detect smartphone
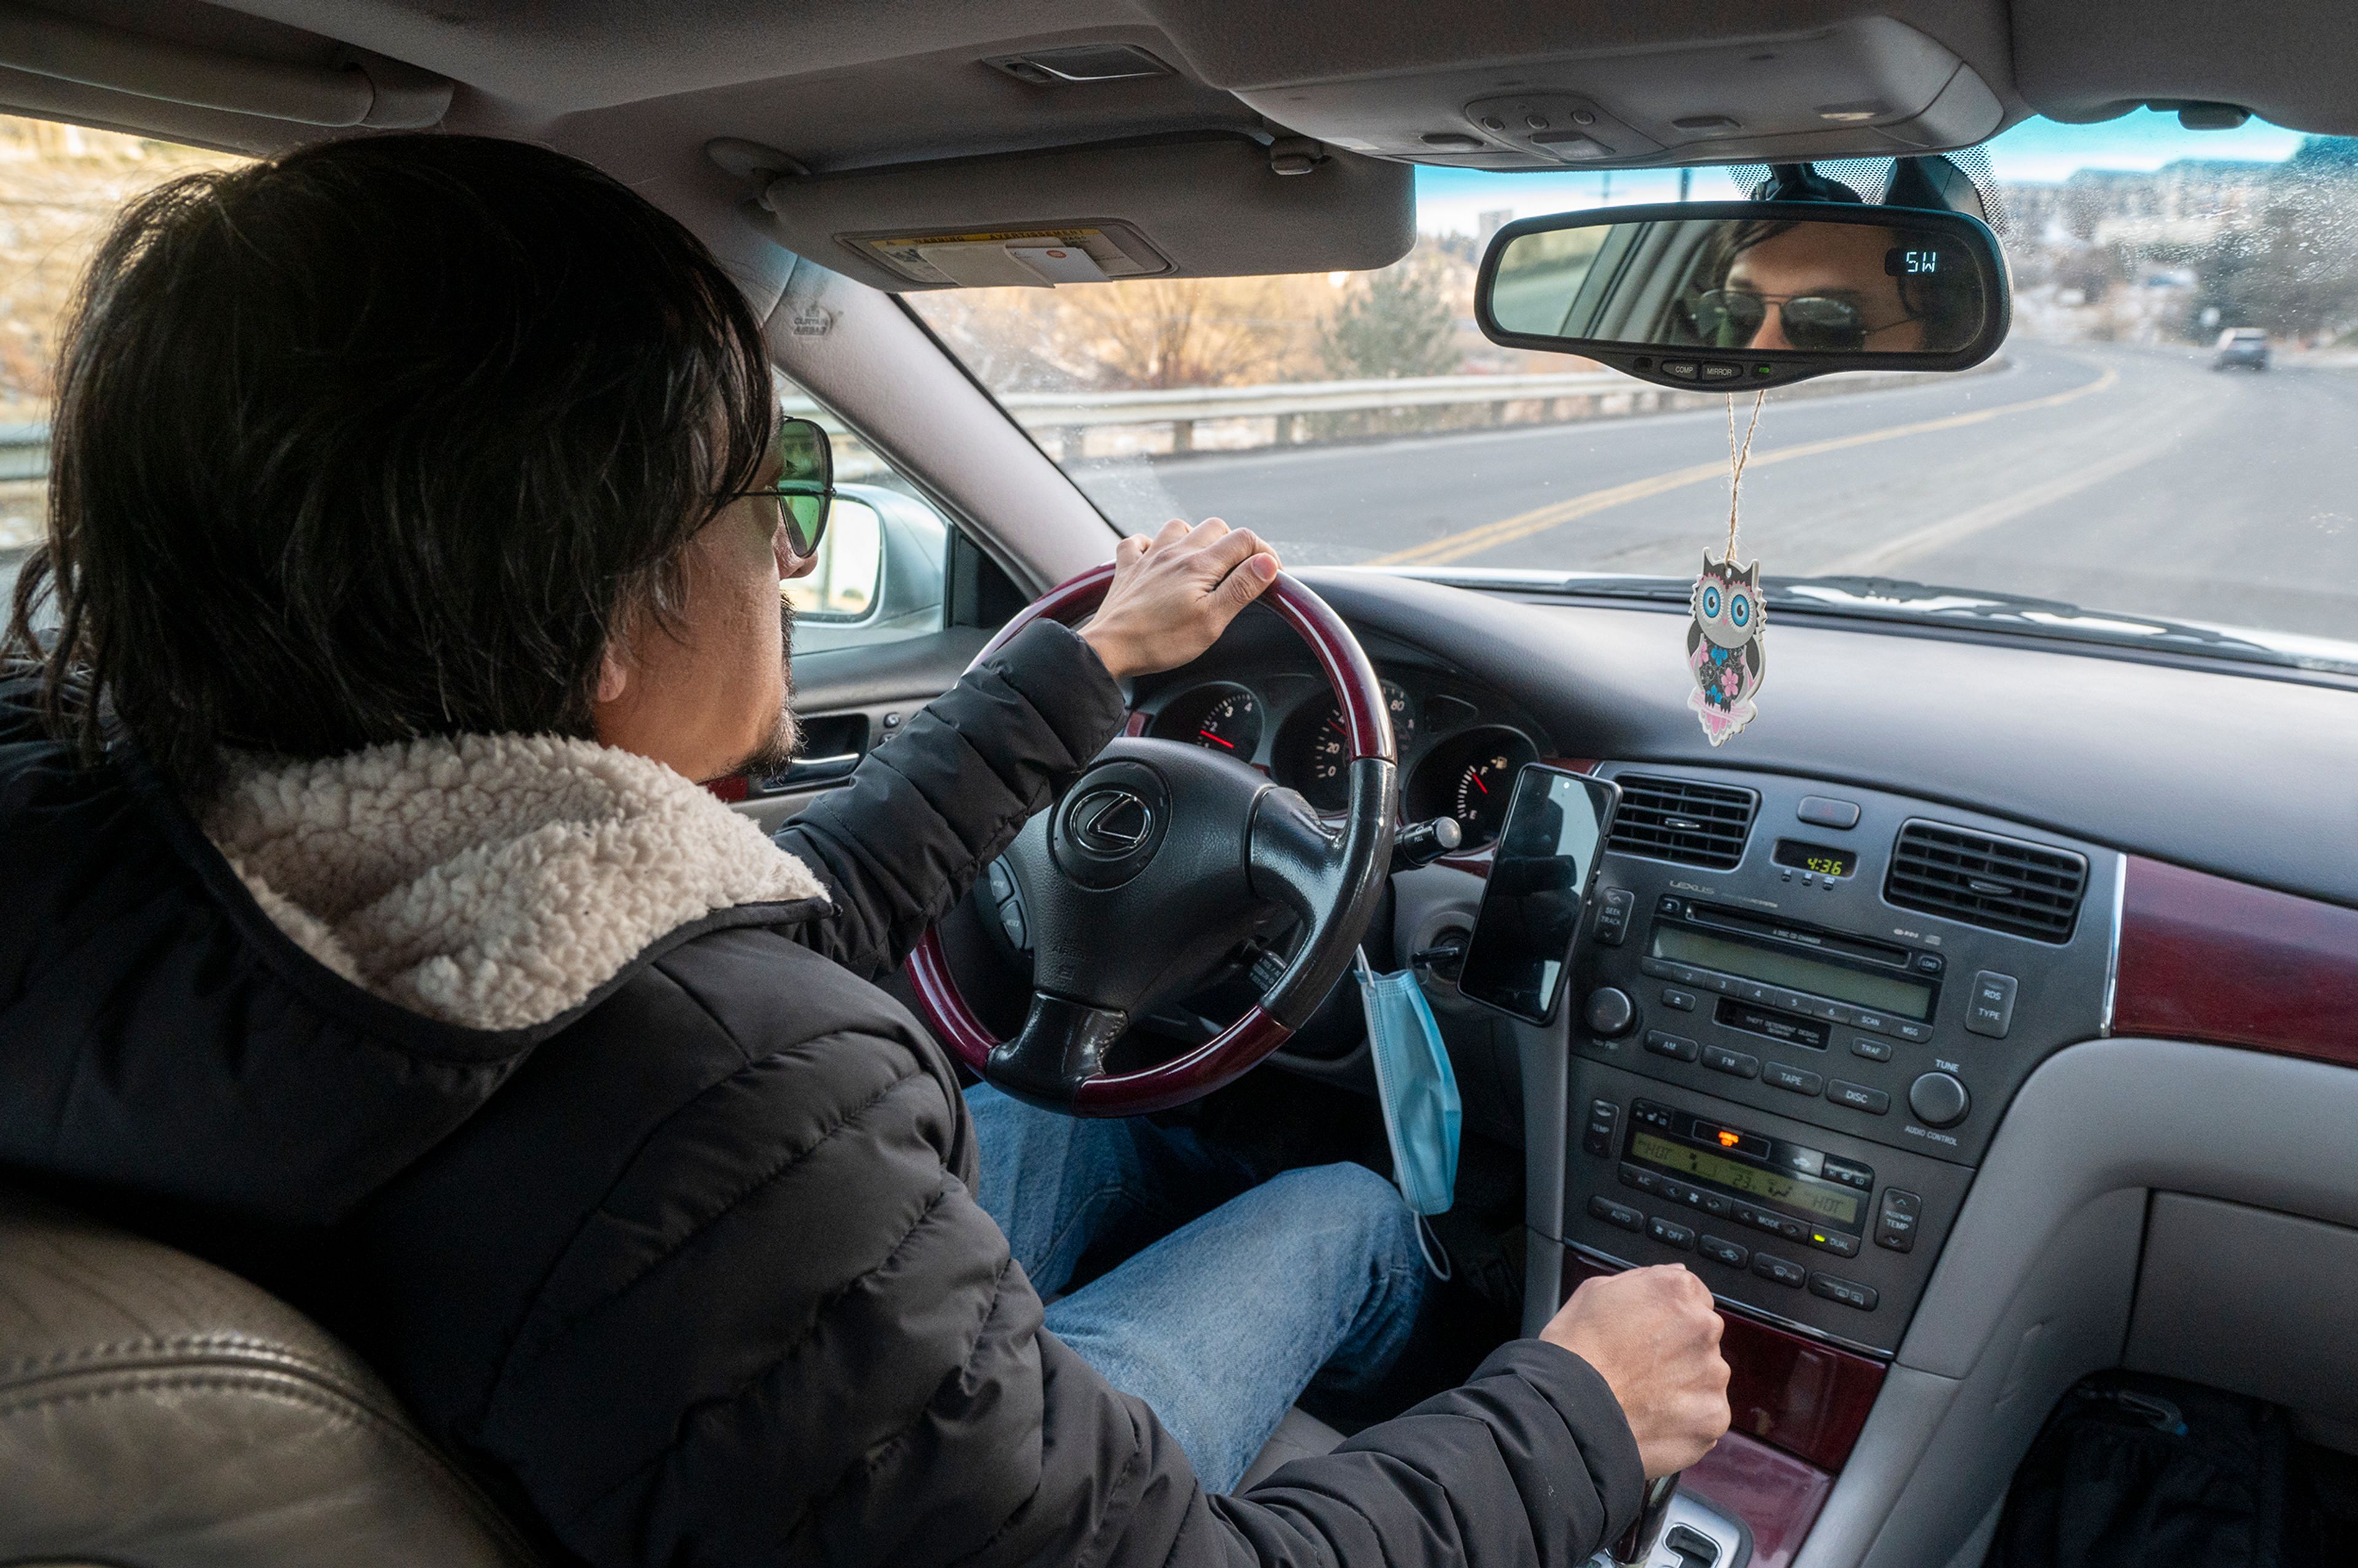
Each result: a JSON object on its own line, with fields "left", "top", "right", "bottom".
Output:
{"left": 1456, "top": 765, "right": 1622, "bottom": 1026}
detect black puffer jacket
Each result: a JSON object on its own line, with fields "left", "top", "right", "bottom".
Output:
{"left": 0, "top": 619, "right": 1643, "bottom": 1567}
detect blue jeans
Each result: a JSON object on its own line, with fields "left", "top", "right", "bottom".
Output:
{"left": 965, "top": 1082, "right": 1428, "bottom": 1492}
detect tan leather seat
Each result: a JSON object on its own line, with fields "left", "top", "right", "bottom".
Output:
{"left": 0, "top": 1181, "right": 543, "bottom": 1566}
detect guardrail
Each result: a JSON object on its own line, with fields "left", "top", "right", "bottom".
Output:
{"left": 784, "top": 364, "right": 1975, "bottom": 465}
{"left": 0, "top": 424, "right": 47, "bottom": 482}
{"left": 0, "top": 364, "right": 1980, "bottom": 491}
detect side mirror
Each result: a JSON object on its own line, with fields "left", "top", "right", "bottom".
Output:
{"left": 783, "top": 484, "right": 948, "bottom": 654}
{"left": 1476, "top": 200, "right": 2009, "bottom": 390}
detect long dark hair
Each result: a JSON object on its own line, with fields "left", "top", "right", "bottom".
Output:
{"left": 2, "top": 133, "right": 776, "bottom": 796}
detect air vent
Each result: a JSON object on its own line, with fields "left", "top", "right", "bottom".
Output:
{"left": 1606, "top": 775, "right": 1758, "bottom": 870}
{"left": 1884, "top": 821, "right": 2088, "bottom": 943}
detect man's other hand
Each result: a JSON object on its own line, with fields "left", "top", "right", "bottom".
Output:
{"left": 1080, "top": 518, "right": 1280, "bottom": 681}
{"left": 1541, "top": 1265, "right": 1732, "bottom": 1478}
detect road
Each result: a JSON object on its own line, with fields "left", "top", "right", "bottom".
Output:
{"left": 1093, "top": 340, "right": 2358, "bottom": 644}
{"left": 4, "top": 341, "right": 2350, "bottom": 649}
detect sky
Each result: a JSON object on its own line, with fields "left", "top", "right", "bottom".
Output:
{"left": 1412, "top": 109, "right": 2314, "bottom": 237}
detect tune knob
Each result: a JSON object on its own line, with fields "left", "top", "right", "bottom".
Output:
{"left": 1908, "top": 1071, "right": 1971, "bottom": 1128}
{"left": 1584, "top": 987, "right": 1636, "bottom": 1039}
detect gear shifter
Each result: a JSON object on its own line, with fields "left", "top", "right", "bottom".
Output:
{"left": 1611, "top": 1473, "right": 1682, "bottom": 1567}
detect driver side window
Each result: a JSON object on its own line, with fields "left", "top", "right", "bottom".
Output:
{"left": 778, "top": 386, "right": 951, "bottom": 656}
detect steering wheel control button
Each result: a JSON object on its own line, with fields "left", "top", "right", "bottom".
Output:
{"left": 1588, "top": 1195, "right": 1644, "bottom": 1233}
{"left": 1751, "top": 1252, "right": 1805, "bottom": 1288}
{"left": 1644, "top": 1029, "right": 1700, "bottom": 1063}
{"left": 1584, "top": 987, "right": 1637, "bottom": 1038}
{"left": 1660, "top": 986, "right": 1697, "bottom": 1011}
{"left": 1697, "top": 1234, "right": 1749, "bottom": 1270}
{"left": 1796, "top": 795, "right": 1862, "bottom": 829}
{"left": 1828, "top": 1080, "right": 1891, "bottom": 1115}
{"left": 1909, "top": 1071, "right": 1972, "bottom": 1128}
{"left": 1582, "top": 1099, "right": 1621, "bottom": 1158}
{"left": 1964, "top": 971, "right": 2018, "bottom": 1038}
{"left": 1808, "top": 1273, "right": 1879, "bottom": 1312}
{"left": 1700, "top": 1042, "right": 1760, "bottom": 1079}
{"left": 1875, "top": 1189, "right": 1923, "bottom": 1252}
{"left": 985, "top": 861, "right": 1016, "bottom": 904}
{"left": 1850, "top": 1034, "right": 1894, "bottom": 1061}
{"left": 1764, "top": 1061, "right": 1823, "bottom": 1096}
{"left": 998, "top": 901, "right": 1029, "bottom": 950}
{"left": 1647, "top": 1216, "right": 1697, "bottom": 1251}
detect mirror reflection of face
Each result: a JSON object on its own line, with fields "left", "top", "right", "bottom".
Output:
{"left": 1723, "top": 224, "right": 1926, "bottom": 352}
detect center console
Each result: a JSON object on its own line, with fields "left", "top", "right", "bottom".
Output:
{"left": 1558, "top": 764, "right": 2119, "bottom": 1357}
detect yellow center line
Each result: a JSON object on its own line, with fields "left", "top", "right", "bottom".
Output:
{"left": 1365, "top": 364, "right": 2122, "bottom": 569}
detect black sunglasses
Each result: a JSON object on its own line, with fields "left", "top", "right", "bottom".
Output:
{"left": 1692, "top": 289, "right": 1918, "bottom": 353}
{"left": 724, "top": 416, "right": 835, "bottom": 558}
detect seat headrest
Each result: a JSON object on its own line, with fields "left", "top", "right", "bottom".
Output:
{"left": 0, "top": 1180, "right": 545, "bottom": 1566}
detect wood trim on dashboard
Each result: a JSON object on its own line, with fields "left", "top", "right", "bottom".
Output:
{"left": 2112, "top": 855, "right": 2358, "bottom": 1065}
{"left": 1562, "top": 1253, "right": 1886, "bottom": 1473}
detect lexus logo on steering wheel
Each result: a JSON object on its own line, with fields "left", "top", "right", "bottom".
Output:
{"left": 1069, "top": 788, "right": 1155, "bottom": 854}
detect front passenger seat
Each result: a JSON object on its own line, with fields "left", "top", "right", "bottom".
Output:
{"left": 0, "top": 1181, "right": 543, "bottom": 1566}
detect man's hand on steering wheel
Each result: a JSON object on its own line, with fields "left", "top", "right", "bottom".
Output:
{"left": 1081, "top": 518, "right": 1282, "bottom": 680}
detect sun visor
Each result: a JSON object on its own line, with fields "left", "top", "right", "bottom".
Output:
{"left": 753, "top": 135, "right": 1414, "bottom": 290}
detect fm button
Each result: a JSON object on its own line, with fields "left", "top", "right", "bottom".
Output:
{"left": 1909, "top": 1071, "right": 1971, "bottom": 1128}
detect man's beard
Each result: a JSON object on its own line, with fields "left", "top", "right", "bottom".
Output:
{"left": 728, "top": 596, "right": 801, "bottom": 781}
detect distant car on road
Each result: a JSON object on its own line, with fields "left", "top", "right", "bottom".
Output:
{"left": 2212, "top": 327, "right": 2271, "bottom": 370}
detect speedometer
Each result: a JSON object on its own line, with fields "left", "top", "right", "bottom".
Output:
{"left": 1278, "top": 681, "right": 1413, "bottom": 812}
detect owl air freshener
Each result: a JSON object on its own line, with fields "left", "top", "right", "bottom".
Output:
{"left": 1687, "top": 392, "right": 1769, "bottom": 747}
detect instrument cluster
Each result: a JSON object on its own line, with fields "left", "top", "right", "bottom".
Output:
{"left": 1143, "top": 670, "right": 1543, "bottom": 850}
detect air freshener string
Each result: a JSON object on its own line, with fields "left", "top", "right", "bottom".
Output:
{"left": 1724, "top": 388, "right": 1766, "bottom": 564}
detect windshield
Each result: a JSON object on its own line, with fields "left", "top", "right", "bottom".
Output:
{"left": 911, "top": 113, "right": 2358, "bottom": 673}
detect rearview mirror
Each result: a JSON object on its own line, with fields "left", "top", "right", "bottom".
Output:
{"left": 1476, "top": 200, "right": 2009, "bottom": 390}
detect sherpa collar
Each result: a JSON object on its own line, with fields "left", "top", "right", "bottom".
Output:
{"left": 201, "top": 734, "right": 826, "bottom": 1032}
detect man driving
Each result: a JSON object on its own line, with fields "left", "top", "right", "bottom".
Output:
{"left": 0, "top": 134, "right": 1729, "bottom": 1567}
{"left": 1695, "top": 218, "right": 1943, "bottom": 352}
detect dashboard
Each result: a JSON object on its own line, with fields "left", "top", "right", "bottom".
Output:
{"left": 1133, "top": 569, "right": 2358, "bottom": 1568}
{"left": 1127, "top": 604, "right": 1554, "bottom": 848}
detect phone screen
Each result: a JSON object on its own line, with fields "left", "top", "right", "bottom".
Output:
{"left": 1457, "top": 766, "right": 1621, "bottom": 1025}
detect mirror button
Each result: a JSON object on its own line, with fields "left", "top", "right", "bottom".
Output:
{"left": 1700, "top": 362, "right": 1743, "bottom": 381}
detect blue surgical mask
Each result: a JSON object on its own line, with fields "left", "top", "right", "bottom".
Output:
{"left": 1355, "top": 949, "right": 1461, "bottom": 1277}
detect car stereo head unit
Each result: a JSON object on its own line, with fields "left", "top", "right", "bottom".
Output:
{"left": 1641, "top": 896, "right": 1945, "bottom": 1042}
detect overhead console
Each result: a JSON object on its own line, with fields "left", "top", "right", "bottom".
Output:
{"left": 1558, "top": 764, "right": 2119, "bottom": 1355}
{"left": 1226, "top": 17, "right": 2005, "bottom": 171}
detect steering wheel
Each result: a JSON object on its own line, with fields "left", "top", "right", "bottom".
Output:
{"left": 906, "top": 564, "right": 1398, "bottom": 1116}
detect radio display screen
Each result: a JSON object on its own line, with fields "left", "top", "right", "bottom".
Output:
{"left": 1630, "top": 1130, "right": 1864, "bottom": 1229}
{"left": 1651, "top": 925, "right": 1934, "bottom": 1020}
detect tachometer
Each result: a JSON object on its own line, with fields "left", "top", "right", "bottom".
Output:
{"left": 1189, "top": 688, "right": 1262, "bottom": 756}
{"left": 1150, "top": 682, "right": 1263, "bottom": 759}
